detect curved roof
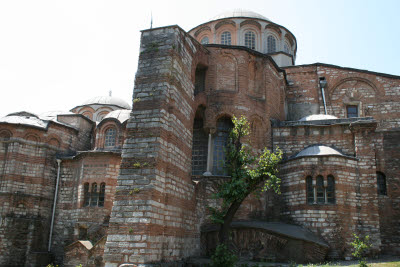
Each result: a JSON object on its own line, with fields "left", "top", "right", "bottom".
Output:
{"left": 79, "top": 96, "right": 131, "bottom": 110}
{"left": 103, "top": 109, "right": 131, "bottom": 123}
{"left": 0, "top": 114, "right": 48, "bottom": 129}
{"left": 299, "top": 114, "right": 338, "bottom": 121}
{"left": 295, "top": 145, "right": 344, "bottom": 158}
{"left": 40, "top": 110, "right": 74, "bottom": 121}
{"left": 210, "top": 9, "right": 270, "bottom": 22}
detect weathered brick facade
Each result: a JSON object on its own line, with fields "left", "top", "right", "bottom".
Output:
{"left": 0, "top": 10, "right": 399, "bottom": 267}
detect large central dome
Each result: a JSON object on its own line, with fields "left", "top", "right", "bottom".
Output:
{"left": 210, "top": 9, "right": 271, "bottom": 22}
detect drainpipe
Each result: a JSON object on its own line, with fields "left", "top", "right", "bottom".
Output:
{"left": 319, "top": 78, "right": 328, "bottom": 115}
{"left": 48, "top": 159, "right": 62, "bottom": 252}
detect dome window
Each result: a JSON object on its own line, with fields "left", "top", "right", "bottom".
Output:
{"left": 267, "top": 35, "right": 276, "bottom": 53}
{"left": 221, "top": 31, "right": 231, "bottom": 45}
{"left": 104, "top": 128, "right": 117, "bottom": 147}
{"left": 244, "top": 31, "right": 256, "bottom": 50}
{"left": 201, "top": 36, "right": 209, "bottom": 45}
{"left": 284, "top": 43, "right": 290, "bottom": 54}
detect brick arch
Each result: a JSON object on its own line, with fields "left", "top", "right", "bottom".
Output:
{"left": 48, "top": 138, "right": 61, "bottom": 148}
{"left": 205, "top": 108, "right": 235, "bottom": 130}
{"left": 216, "top": 52, "right": 238, "bottom": 91}
{"left": 0, "top": 129, "right": 12, "bottom": 139}
{"left": 96, "top": 121, "right": 121, "bottom": 148}
{"left": 24, "top": 133, "right": 40, "bottom": 143}
{"left": 265, "top": 24, "right": 282, "bottom": 35}
{"left": 77, "top": 106, "right": 95, "bottom": 115}
{"left": 328, "top": 77, "right": 379, "bottom": 97}
{"left": 214, "top": 20, "right": 236, "bottom": 31}
{"left": 194, "top": 26, "right": 211, "bottom": 37}
{"left": 240, "top": 20, "right": 261, "bottom": 30}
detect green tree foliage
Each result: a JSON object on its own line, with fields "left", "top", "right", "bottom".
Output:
{"left": 350, "top": 234, "right": 371, "bottom": 267}
{"left": 209, "top": 116, "right": 282, "bottom": 246}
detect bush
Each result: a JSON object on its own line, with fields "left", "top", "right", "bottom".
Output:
{"left": 211, "top": 244, "right": 238, "bottom": 267}
{"left": 350, "top": 234, "right": 371, "bottom": 267}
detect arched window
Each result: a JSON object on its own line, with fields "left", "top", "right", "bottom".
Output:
{"left": 221, "top": 31, "right": 231, "bottom": 45}
{"left": 201, "top": 36, "right": 209, "bottom": 45}
{"left": 212, "top": 117, "right": 233, "bottom": 176}
{"left": 90, "top": 183, "right": 98, "bottom": 207}
{"left": 98, "top": 183, "right": 106, "bottom": 207}
{"left": 194, "top": 65, "right": 207, "bottom": 95}
{"left": 377, "top": 172, "right": 387, "bottom": 195}
{"left": 327, "top": 175, "right": 335, "bottom": 204}
{"left": 104, "top": 128, "right": 117, "bottom": 147}
{"left": 284, "top": 43, "right": 290, "bottom": 54}
{"left": 306, "top": 176, "right": 314, "bottom": 204}
{"left": 83, "top": 183, "right": 90, "bottom": 207}
{"left": 316, "top": 175, "right": 325, "bottom": 204}
{"left": 244, "top": 31, "right": 256, "bottom": 50}
{"left": 267, "top": 35, "right": 276, "bottom": 53}
{"left": 192, "top": 118, "right": 208, "bottom": 175}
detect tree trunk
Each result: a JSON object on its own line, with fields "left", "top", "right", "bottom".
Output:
{"left": 218, "top": 199, "right": 244, "bottom": 245}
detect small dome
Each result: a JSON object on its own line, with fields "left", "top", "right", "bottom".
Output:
{"left": 7, "top": 111, "right": 39, "bottom": 118}
{"left": 295, "top": 145, "right": 344, "bottom": 158}
{"left": 299, "top": 114, "right": 338, "bottom": 121}
{"left": 103, "top": 109, "right": 131, "bottom": 123}
{"left": 211, "top": 9, "right": 270, "bottom": 22}
{"left": 80, "top": 96, "right": 131, "bottom": 110}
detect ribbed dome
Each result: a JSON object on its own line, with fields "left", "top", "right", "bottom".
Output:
{"left": 80, "top": 96, "right": 131, "bottom": 110}
{"left": 210, "top": 9, "right": 270, "bottom": 22}
{"left": 103, "top": 109, "right": 131, "bottom": 123}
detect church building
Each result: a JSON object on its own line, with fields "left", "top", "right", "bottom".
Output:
{"left": 0, "top": 10, "right": 399, "bottom": 267}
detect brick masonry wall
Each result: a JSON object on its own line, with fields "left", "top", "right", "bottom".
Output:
{"left": 51, "top": 153, "right": 119, "bottom": 264}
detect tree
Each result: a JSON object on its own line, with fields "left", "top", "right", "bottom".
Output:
{"left": 209, "top": 116, "right": 282, "bottom": 246}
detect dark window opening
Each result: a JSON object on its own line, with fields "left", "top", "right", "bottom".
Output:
{"left": 98, "top": 183, "right": 106, "bottom": 207}
{"left": 191, "top": 118, "right": 208, "bottom": 175}
{"left": 347, "top": 105, "right": 358, "bottom": 118}
{"left": 377, "top": 172, "right": 387, "bottom": 195}
{"left": 327, "top": 175, "right": 335, "bottom": 204}
{"left": 78, "top": 227, "right": 88, "bottom": 240}
{"left": 83, "top": 182, "right": 106, "bottom": 207}
{"left": 194, "top": 67, "right": 206, "bottom": 95}
{"left": 212, "top": 117, "right": 233, "bottom": 176}
{"left": 306, "top": 176, "right": 314, "bottom": 204}
{"left": 316, "top": 175, "right": 325, "bottom": 204}
{"left": 83, "top": 183, "right": 90, "bottom": 207}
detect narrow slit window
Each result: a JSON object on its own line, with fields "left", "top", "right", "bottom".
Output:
{"left": 306, "top": 176, "right": 314, "bottom": 204}
{"left": 212, "top": 117, "right": 233, "bottom": 176}
{"left": 316, "top": 176, "right": 325, "bottom": 204}
{"left": 98, "top": 183, "right": 106, "bottom": 207}
{"left": 377, "top": 172, "right": 387, "bottom": 195}
{"left": 90, "top": 183, "right": 98, "bottom": 207}
{"left": 267, "top": 35, "right": 276, "bottom": 53}
{"left": 327, "top": 175, "right": 335, "bottom": 204}
{"left": 192, "top": 118, "right": 208, "bottom": 175}
{"left": 83, "top": 183, "right": 90, "bottom": 207}
{"left": 221, "top": 31, "right": 231, "bottom": 45}
{"left": 105, "top": 128, "right": 117, "bottom": 147}
{"left": 244, "top": 31, "right": 256, "bottom": 50}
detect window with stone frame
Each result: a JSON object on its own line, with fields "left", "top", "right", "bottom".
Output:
{"left": 244, "top": 31, "right": 256, "bottom": 50}
{"left": 267, "top": 35, "right": 276, "bottom": 53}
{"left": 212, "top": 117, "right": 233, "bottom": 176}
{"left": 83, "top": 182, "right": 106, "bottom": 207}
{"left": 201, "top": 36, "right": 209, "bottom": 45}
{"left": 347, "top": 105, "right": 358, "bottom": 118}
{"left": 306, "top": 175, "right": 336, "bottom": 204}
{"left": 221, "top": 31, "right": 231, "bottom": 45}
{"left": 104, "top": 127, "right": 117, "bottom": 147}
{"left": 377, "top": 172, "right": 387, "bottom": 195}
{"left": 192, "top": 118, "right": 208, "bottom": 175}
{"left": 306, "top": 176, "right": 314, "bottom": 204}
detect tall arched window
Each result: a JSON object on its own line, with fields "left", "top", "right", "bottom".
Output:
{"left": 212, "top": 117, "right": 233, "bottom": 176}
{"left": 306, "top": 176, "right": 314, "bottom": 204}
{"left": 90, "top": 183, "right": 98, "bottom": 207}
{"left": 192, "top": 118, "right": 208, "bottom": 175}
{"left": 98, "top": 183, "right": 106, "bottom": 207}
{"left": 327, "top": 175, "right": 335, "bottom": 204}
{"left": 105, "top": 128, "right": 117, "bottom": 147}
{"left": 316, "top": 175, "right": 325, "bottom": 204}
{"left": 201, "top": 36, "right": 209, "bottom": 44}
{"left": 244, "top": 31, "right": 256, "bottom": 49}
{"left": 377, "top": 172, "right": 387, "bottom": 195}
{"left": 267, "top": 35, "right": 276, "bottom": 53}
{"left": 284, "top": 43, "right": 290, "bottom": 54}
{"left": 221, "top": 31, "right": 231, "bottom": 45}
{"left": 83, "top": 183, "right": 90, "bottom": 207}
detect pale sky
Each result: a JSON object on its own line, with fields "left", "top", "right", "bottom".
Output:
{"left": 1, "top": 0, "right": 399, "bottom": 117}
